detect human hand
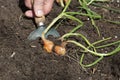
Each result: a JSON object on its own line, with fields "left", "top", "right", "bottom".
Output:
{"left": 24, "top": 0, "right": 54, "bottom": 17}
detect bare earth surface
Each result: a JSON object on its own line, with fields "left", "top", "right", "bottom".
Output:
{"left": 0, "top": 0, "right": 120, "bottom": 80}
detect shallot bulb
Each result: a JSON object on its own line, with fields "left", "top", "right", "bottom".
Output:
{"left": 43, "top": 39, "right": 54, "bottom": 53}
{"left": 54, "top": 45, "right": 66, "bottom": 55}
{"left": 42, "top": 33, "right": 67, "bottom": 55}
{"left": 54, "top": 42, "right": 67, "bottom": 55}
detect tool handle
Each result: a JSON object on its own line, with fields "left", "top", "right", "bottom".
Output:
{"left": 35, "top": 16, "right": 45, "bottom": 25}
{"left": 31, "top": 0, "right": 45, "bottom": 25}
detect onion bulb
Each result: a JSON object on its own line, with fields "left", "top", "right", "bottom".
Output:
{"left": 43, "top": 39, "right": 54, "bottom": 53}
{"left": 54, "top": 46, "right": 66, "bottom": 55}
{"left": 54, "top": 42, "right": 67, "bottom": 55}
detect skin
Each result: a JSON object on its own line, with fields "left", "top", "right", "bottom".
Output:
{"left": 24, "top": 0, "right": 54, "bottom": 17}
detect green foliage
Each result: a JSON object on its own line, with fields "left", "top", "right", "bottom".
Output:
{"left": 43, "top": 0, "right": 120, "bottom": 68}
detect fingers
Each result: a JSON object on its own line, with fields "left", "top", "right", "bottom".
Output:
{"left": 33, "top": 0, "right": 44, "bottom": 17}
{"left": 25, "top": 10, "right": 34, "bottom": 17}
{"left": 24, "top": 0, "right": 54, "bottom": 17}
{"left": 24, "top": 0, "right": 32, "bottom": 9}
{"left": 24, "top": 0, "right": 44, "bottom": 17}
{"left": 44, "top": 0, "right": 54, "bottom": 15}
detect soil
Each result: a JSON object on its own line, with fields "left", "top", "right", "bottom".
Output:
{"left": 0, "top": 0, "right": 120, "bottom": 80}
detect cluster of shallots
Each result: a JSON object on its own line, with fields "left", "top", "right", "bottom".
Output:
{"left": 42, "top": 35, "right": 66, "bottom": 55}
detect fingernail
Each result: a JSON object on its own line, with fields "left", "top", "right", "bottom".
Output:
{"left": 36, "top": 10, "right": 44, "bottom": 17}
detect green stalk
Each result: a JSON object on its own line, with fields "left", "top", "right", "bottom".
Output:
{"left": 92, "top": 37, "right": 111, "bottom": 46}
{"left": 80, "top": 53, "right": 104, "bottom": 67}
{"left": 87, "top": 0, "right": 94, "bottom": 5}
{"left": 43, "top": 0, "right": 71, "bottom": 35}
{"left": 63, "top": 14, "right": 83, "bottom": 33}
{"left": 67, "top": 40, "right": 120, "bottom": 56}
{"left": 96, "top": 40, "right": 120, "bottom": 48}
{"left": 79, "top": 0, "right": 101, "bottom": 36}
{"left": 66, "top": 12, "right": 101, "bottom": 19}
{"left": 61, "top": 33, "right": 91, "bottom": 46}
{"left": 60, "top": 0, "right": 65, "bottom": 7}
{"left": 92, "top": 3, "right": 120, "bottom": 13}
{"left": 43, "top": 13, "right": 64, "bottom": 34}
{"left": 105, "top": 20, "right": 120, "bottom": 25}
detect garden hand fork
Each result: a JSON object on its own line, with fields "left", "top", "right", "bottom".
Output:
{"left": 27, "top": 0, "right": 60, "bottom": 40}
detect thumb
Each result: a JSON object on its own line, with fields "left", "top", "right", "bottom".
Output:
{"left": 33, "top": 0, "right": 44, "bottom": 17}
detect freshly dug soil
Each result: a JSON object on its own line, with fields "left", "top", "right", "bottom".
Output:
{"left": 0, "top": 0, "right": 120, "bottom": 80}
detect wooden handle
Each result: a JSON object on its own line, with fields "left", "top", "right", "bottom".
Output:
{"left": 35, "top": 16, "right": 45, "bottom": 25}
{"left": 31, "top": 0, "right": 45, "bottom": 25}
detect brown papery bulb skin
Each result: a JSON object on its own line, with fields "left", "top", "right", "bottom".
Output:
{"left": 54, "top": 46, "right": 66, "bottom": 55}
{"left": 43, "top": 39, "right": 54, "bottom": 53}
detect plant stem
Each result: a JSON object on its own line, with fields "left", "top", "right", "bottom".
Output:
{"left": 43, "top": 13, "right": 63, "bottom": 35}
{"left": 80, "top": 53, "right": 104, "bottom": 67}
{"left": 43, "top": 0, "right": 71, "bottom": 36}
{"left": 92, "top": 3, "right": 120, "bottom": 13}
{"left": 67, "top": 40, "right": 120, "bottom": 56}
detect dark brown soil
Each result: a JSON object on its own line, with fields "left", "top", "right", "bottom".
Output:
{"left": 0, "top": 0, "right": 120, "bottom": 80}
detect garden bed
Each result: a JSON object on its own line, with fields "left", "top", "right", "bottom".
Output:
{"left": 0, "top": 0, "right": 120, "bottom": 80}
